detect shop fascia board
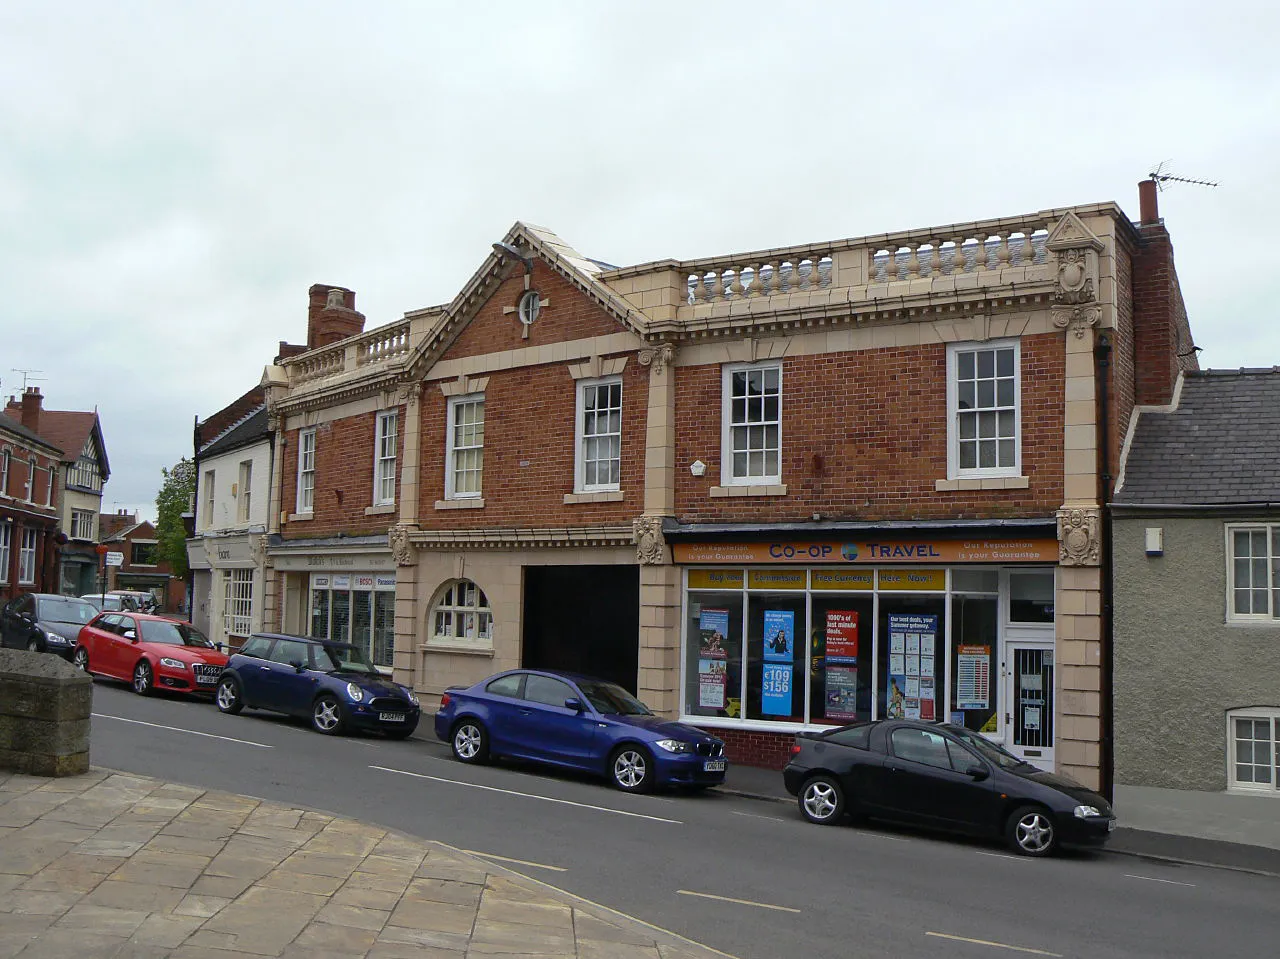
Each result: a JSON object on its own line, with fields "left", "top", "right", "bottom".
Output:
{"left": 662, "top": 516, "right": 1057, "bottom": 542}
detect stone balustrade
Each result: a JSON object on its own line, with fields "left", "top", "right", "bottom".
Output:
{"left": 686, "top": 254, "right": 834, "bottom": 304}
{"left": 354, "top": 320, "right": 411, "bottom": 367}
{"left": 288, "top": 344, "right": 346, "bottom": 384}
{"left": 283, "top": 319, "right": 414, "bottom": 386}
{"left": 868, "top": 226, "right": 1048, "bottom": 283}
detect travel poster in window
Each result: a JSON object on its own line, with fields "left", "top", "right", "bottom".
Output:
{"left": 888, "top": 614, "right": 938, "bottom": 721}
{"left": 824, "top": 610, "right": 858, "bottom": 720}
{"left": 697, "top": 608, "right": 729, "bottom": 708}
{"left": 762, "top": 609, "right": 794, "bottom": 714}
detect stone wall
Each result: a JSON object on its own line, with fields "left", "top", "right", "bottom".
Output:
{"left": 0, "top": 649, "right": 91, "bottom": 776}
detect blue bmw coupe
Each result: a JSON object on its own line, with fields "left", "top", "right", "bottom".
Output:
{"left": 215, "top": 633, "right": 420, "bottom": 737}
{"left": 434, "top": 668, "right": 727, "bottom": 792}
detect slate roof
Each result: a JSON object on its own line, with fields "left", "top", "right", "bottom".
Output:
{"left": 1115, "top": 370, "right": 1280, "bottom": 506}
{"left": 200, "top": 406, "right": 269, "bottom": 459}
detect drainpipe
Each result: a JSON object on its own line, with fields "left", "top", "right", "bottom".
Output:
{"left": 1095, "top": 332, "right": 1115, "bottom": 802}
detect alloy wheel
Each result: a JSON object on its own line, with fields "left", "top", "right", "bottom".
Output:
{"left": 73, "top": 648, "right": 89, "bottom": 672}
{"left": 1014, "top": 811, "right": 1054, "bottom": 854}
{"left": 803, "top": 781, "right": 839, "bottom": 821}
{"left": 133, "top": 661, "right": 152, "bottom": 695}
{"left": 216, "top": 680, "right": 238, "bottom": 711}
{"left": 613, "top": 749, "right": 647, "bottom": 789}
{"left": 454, "top": 724, "right": 482, "bottom": 760}
{"left": 313, "top": 697, "right": 341, "bottom": 732}
{"left": 26, "top": 639, "right": 39, "bottom": 653}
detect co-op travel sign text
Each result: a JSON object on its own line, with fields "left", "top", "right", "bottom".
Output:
{"left": 768, "top": 542, "right": 939, "bottom": 560}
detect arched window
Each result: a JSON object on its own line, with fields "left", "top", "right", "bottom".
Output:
{"left": 430, "top": 579, "right": 493, "bottom": 647}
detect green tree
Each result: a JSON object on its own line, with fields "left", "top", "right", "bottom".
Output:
{"left": 155, "top": 457, "right": 196, "bottom": 578}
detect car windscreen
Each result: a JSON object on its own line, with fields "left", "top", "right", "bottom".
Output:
{"left": 37, "top": 599, "right": 96, "bottom": 625}
{"left": 317, "top": 643, "right": 380, "bottom": 675}
{"left": 138, "top": 619, "right": 215, "bottom": 648}
{"left": 576, "top": 680, "right": 652, "bottom": 716}
{"left": 948, "top": 726, "right": 1028, "bottom": 771}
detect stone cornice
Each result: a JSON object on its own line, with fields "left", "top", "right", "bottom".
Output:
{"left": 270, "top": 365, "right": 407, "bottom": 416}
{"left": 408, "top": 526, "right": 634, "bottom": 550}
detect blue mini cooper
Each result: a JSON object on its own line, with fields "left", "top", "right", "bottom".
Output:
{"left": 215, "top": 632, "right": 420, "bottom": 737}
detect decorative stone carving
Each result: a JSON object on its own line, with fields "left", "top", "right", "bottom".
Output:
{"left": 1051, "top": 304, "right": 1102, "bottom": 338}
{"left": 389, "top": 525, "right": 416, "bottom": 567}
{"left": 395, "top": 381, "right": 422, "bottom": 404}
{"left": 1055, "top": 248, "right": 1095, "bottom": 305}
{"left": 1057, "top": 506, "right": 1101, "bottom": 566}
{"left": 638, "top": 343, "right": 676, "bottom": 375}
{"left": 632, "top": 515, "right": 668, "bottom": 566}
{"left": 250, "top": 534, "right": 267, "bottom": 568}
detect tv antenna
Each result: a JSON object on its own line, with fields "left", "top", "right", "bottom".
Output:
{"left": 10, "top": 368, "right": 45, "bottom": 391}
{"left": 1148, "top": 160, "right": 1218, "bottom": 191}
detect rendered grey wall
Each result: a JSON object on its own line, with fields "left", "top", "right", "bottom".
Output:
{"left": 1113, "top": 516, "right": 1280, "bottom": 790}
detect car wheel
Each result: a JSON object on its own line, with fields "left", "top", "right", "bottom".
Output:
{"left": 799, "top": 774, "right": 846, "bottom": 825}
{"left": 215, "top": 676, "right": 244, "bottom": 715}
{"left": 610, "top": 745, "right": 655, "bottom": 793}
{"left": 451, "top": 720, "right": 489, "bottom": 763}
{"left": 26, "top": 638, "right": 40, "bottom": 653}
{"left": 1006, "top": 806, "right": 1057, "bottom": 857}
{"left": 132, "top": 660, "right": 153, "bottom": 696}
{"left": 311, "top": 694, "right": 345, "bottom": 735}
{"left": 72, "top": 647, "right": 91, "bottom": 674}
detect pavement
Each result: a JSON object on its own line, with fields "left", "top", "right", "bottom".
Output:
{"left": 718, "top": 762, "right": 1280, "bottom": 876}
{"left": 0, "top": 767, "right": 728, "bottom": 959}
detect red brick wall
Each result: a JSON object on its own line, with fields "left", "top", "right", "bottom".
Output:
{"left": 416, "top": 358, "right": 647, "bottom": 528}
{"left": 0, "top": 439, "right": 59, "bottom": 508}
{"left": 197, "top": 386, "right": 265, "bottom": 449}
{"left": 709, "top": 727, "right": 795, "bottom": 770}
{"left": 279, "top": 406, "right": 405, "bottom": 539}
{"left": 1131, "top": 224, "right": 1198, "bottom": 406}
{"left": 1111, "top": 234, "right": 1138, "bottom": 487}
{"left": 673, "top": 333, "right": 1065, "bottom": 523}
{"left": 441, "top": 261, "right": 628, "bottom": 360}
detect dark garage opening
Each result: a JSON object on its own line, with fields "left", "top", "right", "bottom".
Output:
{"left": 522, "top": 565, "right": 640, "bottom": 693}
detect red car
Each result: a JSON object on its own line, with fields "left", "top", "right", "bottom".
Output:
{"left": 73, "top": 612, "right": 229, "bottom": 696}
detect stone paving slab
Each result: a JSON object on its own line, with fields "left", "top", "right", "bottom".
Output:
{"left": 0, "top": 768, "right": 732, "bottom": 958}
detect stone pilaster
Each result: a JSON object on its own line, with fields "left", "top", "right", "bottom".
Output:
{"left": 638, "top": 563, "right": 682, "bottom": 717}
{"left": 393, "top": 565, "right": 421, "bottom": 689}
{"left": 397, "top": 382, "right": 422, "bottom": 526}
{"left": 639, "top": 344, "right": 676, "bottom": 516}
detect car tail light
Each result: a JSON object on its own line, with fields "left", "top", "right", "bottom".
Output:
{"left": 790, "top": 741, "right": 802, "bottom": 756}
{"left": 439, "top": 693, "right": 451, "bottom": 708}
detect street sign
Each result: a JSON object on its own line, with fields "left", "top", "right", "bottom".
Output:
{"left": 105, "top": 551, "right": 125, "bottom": 567}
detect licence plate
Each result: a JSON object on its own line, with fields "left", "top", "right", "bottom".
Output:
{"left": 1107, "top": 819, "right": 1116, "bottom": 832}
{"left": 194, "top": 672, "right": 219, "bottom": 685}
{"left": 703, "top": 759, "right": 725, "bottom": 772}
{"left": 380, "top": 713, "right": 407, "bottom": 723}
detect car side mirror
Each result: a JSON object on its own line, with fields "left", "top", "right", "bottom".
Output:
{"left": 216, "top": 643, "right": 225, "bottom": 652}
{"left": 122, "top": 630, "right": 136, "bottom": 641}
{"left": 564, "top": 697, "right": 585, "bottom": 712}
{"left": 291, "top": 660, "right": 306, "bottom": 673}
{"left": 965, "top": 763, "right": 989, "bottom": 781}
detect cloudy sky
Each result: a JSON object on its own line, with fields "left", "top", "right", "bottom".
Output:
{"left": 3, "top": 2, "right": 1277, "bottom": 519}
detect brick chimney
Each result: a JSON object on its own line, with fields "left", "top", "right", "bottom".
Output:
{"left": 1131, "top": 180, "right": 1199, "bottom": 406}
{"left": 19, "top": 387, "right": 42, "bottom": 435}
{"left": 307, "top": 285, "right": 366, "bottom": 350}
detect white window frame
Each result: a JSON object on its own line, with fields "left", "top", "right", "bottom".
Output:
{"left": 428, "top": 579, "right": 494, "bottom": 649}
{"left": 720, "top": 362, "right": 783, "bottom": 487}
{"left": 373, "top": 411, "right": 398, "bottom": 506}
{"left": 18, "top": 527, "right": 37, "bottom": 584}
{"left": 575, "top": 376, "right": 623, "bottom": 493}
{"left": 947, "top": 339, "right": 1022, "bottom": 479}
{"left": 44, "top": 463, "right": 53, "bottom": 507}
{"left": 445, "top": 394, "right": 485, "bottom": 500}
{"left": 1226, "top": 524, "right": 1280, "bottom": 623}
{"left": 203, "top": 470, "right": 215, "bottom": 528}
{"left": 25, "top": 457, "right": 36, "bottom": 502}
{"left": 223, "top": 568, "right": 253, "bottom": 637}
{"left": 71, "top": 509, "right": 95, "bottom": 541}
{"left": 0, "top": 451, "right": 9, "bottom": 497}
{"left": 237, "top": 460, "right": 253, "bottom": 524}
{"left": 1227, "top": 708, "right": 1279, "bottom": 793}
{"left": 297, "top": 428, "right": 316, "bottom": 514}
{"left": 0, "top": 523, "right": 9, "bottom": 583}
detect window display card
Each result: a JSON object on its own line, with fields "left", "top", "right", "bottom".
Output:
{"left": 907, "top": 654, "right": 920, "bottom": 677}
{"left": 891, "top": 633, "right": 905, "bottom": 653}
{"left": 890, "top": 654, "right": 905, "bottom": 674}
{"left": 920, "top": 655, "right": 935, "bottom": 678}
{"left": 907, "top": 633, "right": 921, "bottom": 654}
{"left": 906, "top": 677, "right": 920, "bottom": 697}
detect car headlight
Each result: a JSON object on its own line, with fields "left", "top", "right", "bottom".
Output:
{"left": 43, "top": 629, "right": 69, "bottom": 645}
{"left": 402, "top": 687, "right": 419, "bottom": 707}
{"left": 1073, "top": 804, "right": 1103, "bottom": 819}
{"left": 159, "top": 658, "right": 187, "bottom": 669}
{"left": 346, "top": 682, "right": 365, "bottom": 702}
{"left": 654, "top": 739, "right": 693, "bottom": 753}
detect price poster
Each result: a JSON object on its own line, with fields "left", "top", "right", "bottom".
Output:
{"left": 824, "top": 610, "right": 858, "bottom": 720}
{"left": 762, "top": 662, "right": 793, "bottom": 715}
{"left": 887, "top": 614, "right": 938, "bottom": 722}
{"left": 763, "top": 609, "right": 795, "bottom": 662}
{"left": 956, "top": 645, "right": 991, "bottom": 710}
{"left": 697, "top": 608, "right": 729, "bottom": 708}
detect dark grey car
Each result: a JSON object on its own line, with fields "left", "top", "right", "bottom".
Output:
{"left": 0, "top": 593, "right": 98, "bottom": 660}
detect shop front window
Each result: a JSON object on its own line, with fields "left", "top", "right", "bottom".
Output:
{"left": 685, "top": 585, "right": 745, "bottom": 719}
{"left": 877, "top": 589, "right": 946, "bottom": 722}
{"left": 308, "top": 572, "right": 396, "bottom": 668}
{"left": 949, "top": 592, "right": 999, "bottom": 733}
{"left": 1010, "top": 571, "right": 1055, "bottom": 623}
{"left": 809, "top": 591, "right": 874, "bottom": 725}
{"left": 745, "top": 578, "right": 805, "bottom": 722}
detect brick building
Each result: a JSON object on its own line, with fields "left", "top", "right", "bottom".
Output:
{"left": 261, "top": 182, "right": 1196, "bottom": 790}
{"left": 99, "top": 513, "right": 185, "bottom": 612}
{"left": 0, "top": 395, "right": 63, "bottom": 600}
{"left": 4, "top": 389, "right": 111, "bottom": 596}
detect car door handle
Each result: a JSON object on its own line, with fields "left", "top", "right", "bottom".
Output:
{"left": 259, "top": 665, "right": 270, "bottom": 671}
{"left": 519, "top": 708, "right": 533, "bottom": 715}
